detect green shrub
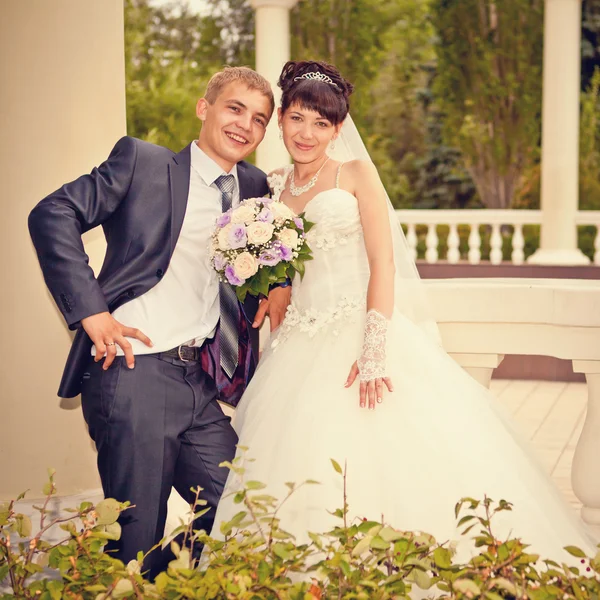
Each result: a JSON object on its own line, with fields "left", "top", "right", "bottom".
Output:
{"left": 1, "top": 459, "right": 599, "bottom": 599}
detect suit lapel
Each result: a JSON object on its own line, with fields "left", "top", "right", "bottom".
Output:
{"left": 237, "top": 162, "right": 254, "bottom": 201}
{"left": 168, "top": 144, "right": 191, "bottom": 256}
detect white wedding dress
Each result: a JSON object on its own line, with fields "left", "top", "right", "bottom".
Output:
{"left": 209, "top": 169, "right": 596, "bottom": 564}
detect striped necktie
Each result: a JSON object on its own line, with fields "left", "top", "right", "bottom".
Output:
{"left": 214, "top": 174, "right": 240, "bottom": 379}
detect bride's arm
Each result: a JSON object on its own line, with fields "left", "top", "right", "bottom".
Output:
{"left": 347, "top": 160, "right": 395, "bottom": 316}
{"left": 343, "top": 160, "right": 395, "bottom": 408}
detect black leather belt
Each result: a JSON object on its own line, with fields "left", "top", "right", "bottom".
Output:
{"left": 161, "top": 345, "right": 202, "bottom": 362}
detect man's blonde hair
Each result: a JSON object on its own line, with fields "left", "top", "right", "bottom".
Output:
{"left": 204, "top": 67, "right": 275, "bottom": 116}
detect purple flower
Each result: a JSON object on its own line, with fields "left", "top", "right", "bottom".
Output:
{"left": 213, "top": 253, "right": 226, "bottom": 271}
{"left": 293, "top": 217, "right": 304, "bottom": 231}
{"left": 257, "top": 208, "right": 275, "bottom": 223}
{"left": 262, "top": 196, "right": 274, "bottom": 205}
{"left": 225, "top": 265, "right": 245, "bottom": 286}
{"left": 217, "top": 212, "right": 231, "bottom": 227}
{"left": 228, "top": 224, "right": 247, "bottom": 249}
{"left": 273, "top": 240, "right": 293, "bottom": 262}
{"left": 259, "top": 250, "right": 280, "bottom": 267}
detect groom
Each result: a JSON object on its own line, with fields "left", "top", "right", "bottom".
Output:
{"left": 28, "top": 66, "right": 289, "bottom": 576}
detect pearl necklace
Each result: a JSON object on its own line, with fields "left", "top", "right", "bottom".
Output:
{"left": 289, "top": 157, "right": 331, "bottom": 197}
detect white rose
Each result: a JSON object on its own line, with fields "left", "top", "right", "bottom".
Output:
{"left": 278, "top": 227, "right": 300, "bottom": 249}
{"left": 217, "top": 223, "right": 233, "bottom": 250}
{"left": 230, "top": 204, "right": 256, "bottom": 224}
{"left": 247, "top": 221, "right": 275, "bottom": 245}
{"left": 233, "top": 252, "right": 259, "bottom": 279}
{"left": 271, "top": 201, "right": 295, "bottom": 222}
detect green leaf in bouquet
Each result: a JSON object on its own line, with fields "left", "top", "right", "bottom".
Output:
{"left": 235, "top": 283, "right": 249, "bottom": 302}
{"left": 292, "top": 259, "right": 306, "bottom": 279}
{"left": 299, "top": 216, "right": 316, "bottom": 233}
{"left": 273, "top": 262, "right": 288, "bottom": 280}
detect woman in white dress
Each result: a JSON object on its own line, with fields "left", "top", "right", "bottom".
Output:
{"left": 209, "top": 60, "right": 596, "bottom": 563}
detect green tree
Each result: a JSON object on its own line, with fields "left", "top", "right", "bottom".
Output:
{"left": 369, "top": 0, "right": 478, "bottom": 209}
{"left": 290, "top": 0, "right": 392, "bottom": 131}
{"left": 125, "top": 0, "right": 221, "bottom": 149}
{"left": 430, "top": 0, "right": 544, "bottom": 209}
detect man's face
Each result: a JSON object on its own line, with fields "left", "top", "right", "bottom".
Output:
{"left": 196, "top": 82, "right": 272, "bottom": 171}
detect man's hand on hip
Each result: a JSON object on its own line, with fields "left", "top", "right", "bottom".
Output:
{"left": 82, "top": 312, "right": 153, "bottom": 370}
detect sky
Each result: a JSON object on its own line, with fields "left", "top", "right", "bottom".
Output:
{"left": 151, "top": 0, "right": 208, "bottom": 15}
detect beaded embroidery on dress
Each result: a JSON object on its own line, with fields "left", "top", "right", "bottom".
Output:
{"left": 209, "top": 168, "right": 596, "bottom": 571}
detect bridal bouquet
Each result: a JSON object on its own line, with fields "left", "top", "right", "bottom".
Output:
{"left": 210, "top": 197, "right": 314, "bottom": 301}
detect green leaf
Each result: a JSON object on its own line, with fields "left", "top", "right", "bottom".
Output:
{"left": 257, "top": 559, "right": 269, "bottom": 583}
{"left": 235, "top": 283, "right": 249, "bottom": 302}
{"left": 490, "top": 578, "right": 517, "bottom": 595}
{"left": 292, "top": 258, "right": 306, "bottom": 279}
{"left": 112, "top": 578, "right": 134, "bottom": 598}
{"left": 453, "top": 579, "right": 481, "bottom": 596}
{"left": 352, "top": 536, "right": 372, "bottom": 556}
{"left": 330, "top": 459, "right": 343, "bottom": 475}
{"left": 369, "top": 535, "right": 390, "bottom": 550}
{"left": 47, "top": 580, "right": 64, "bottom": 600}
{"left": 42, "top": 482, "right": 55, "bottom": 497}
{"left": 245, "top": 480, "right": 266, "bottom": 490}
{"left": 15, "top": 514, "right": 32, "bottom": 537}
{"left": 564, "top": 545, "right": 587, "bottom": 558}
{"left": 0, "top": 564, "right": 9, "bottom": 583}
{"left": 95, "top": 498, "right": 120, "bottom": 526}
{"left": 272, "top": 542, "right": 291, "bottom": 560}
{"left": 379, "top": 526, "right": 405, "bottom": 542}
{"left": 433, "top": 547, "right": 452, "bottom": 569}
{"left": 103, "top": 521, "right": 122, "bottom": 541}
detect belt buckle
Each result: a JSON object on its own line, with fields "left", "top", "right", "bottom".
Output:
{"left": 177, "top": 345, "right": 192, "bottom": 363}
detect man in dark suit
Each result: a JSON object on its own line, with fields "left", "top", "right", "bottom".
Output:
{"left": 28, "top": 67, "right": 290, "bottom": 576}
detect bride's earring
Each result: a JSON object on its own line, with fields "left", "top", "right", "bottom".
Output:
{"left": 330, "top": 138, "right": 336, "bottom": 151}
{"left": 279, "top": 127, "right": 283, "bottom": 140}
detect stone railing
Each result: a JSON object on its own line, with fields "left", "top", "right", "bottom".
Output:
{"left": 426, "top": 277, "right": 600, "bottom": 533}
{"left": 396, "top": 209, "right": 600, "bottom": 265}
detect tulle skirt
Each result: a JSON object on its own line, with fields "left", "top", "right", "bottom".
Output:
{"left": 209, "top": 310, "right": 596, "bottom": 564}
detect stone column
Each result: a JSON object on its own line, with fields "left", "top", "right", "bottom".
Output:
{"left": 0, "top": 1, "right": 126, "bottom": 500}
{"left": 572, "top": 360, "right": 600, "bottom": 535}
{"left": 528, "top": 0, "right": 589, "bottom": 265}
{"left": 250, "top": 0, "right": 299, "bottom": 173}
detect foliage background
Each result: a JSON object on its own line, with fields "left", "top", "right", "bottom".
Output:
{"left": 125, "top": 0, "right": 600, "bottom": 213}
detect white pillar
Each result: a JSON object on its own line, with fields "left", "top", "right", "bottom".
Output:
{"left": 572, "top": 360, "right": 600, "bottom": 535}
{"left": 0, "top": 1, "right": 126, "bottom": 500}
{"left": 529, "top": 0, "right": 589, "bottom": 266}
{"left": 250, "top": 0, "right": 299, "bottom": 173}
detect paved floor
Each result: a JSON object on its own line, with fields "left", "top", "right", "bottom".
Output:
{"left": 490, "top": 379, "right": 586, "bottom": 510}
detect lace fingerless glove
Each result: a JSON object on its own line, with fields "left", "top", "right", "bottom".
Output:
{"left": 357, "top": 310, "right": 389, "bottom": 382}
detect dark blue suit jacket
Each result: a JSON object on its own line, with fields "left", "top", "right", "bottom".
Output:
{"left": 29, "top": 136, "right": 269, "bottom": 399}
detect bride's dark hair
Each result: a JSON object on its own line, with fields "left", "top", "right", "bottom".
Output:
{"left": 278, "top": 60, "right": 354, "bottom": 125}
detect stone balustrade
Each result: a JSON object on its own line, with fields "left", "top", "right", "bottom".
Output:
{"left": 426, "top": 277, "right": 600, "bottom": 532}
{"left": 396, "top": 209, "right": 600, "bottom": 266}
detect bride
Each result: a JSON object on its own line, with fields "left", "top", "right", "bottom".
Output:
{"left": 208, "top": 60, "right": 596, "bottom": 562}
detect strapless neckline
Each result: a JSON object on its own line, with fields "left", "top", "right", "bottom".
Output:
{"left": 283, "top": 187, "right": 358, "bottom": 217}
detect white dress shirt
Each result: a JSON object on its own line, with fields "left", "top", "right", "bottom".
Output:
{"left": 96, "top": 142, "right": 240, "bottom": 356}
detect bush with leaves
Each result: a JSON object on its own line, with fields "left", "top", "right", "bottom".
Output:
{"left": 1, "top": 456, "right": 599, "bottom": 599}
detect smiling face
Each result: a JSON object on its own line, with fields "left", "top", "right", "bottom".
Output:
{"left": 196, "top": 81, "right": 273, "bottom": 172}
{"left": 279, "top": 104, "right": 341, "bottom": 165}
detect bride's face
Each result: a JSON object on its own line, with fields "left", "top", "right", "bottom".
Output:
{"left": 279, "top": 105, "right": 340, "bottom": 164}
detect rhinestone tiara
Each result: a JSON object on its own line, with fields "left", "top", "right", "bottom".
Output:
{"left": 294, "top": 71, "right": 340, "bottom": 89}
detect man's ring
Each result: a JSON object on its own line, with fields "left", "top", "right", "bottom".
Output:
{"left": 106, "top": 342, "right": 115, "bottom": 346}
